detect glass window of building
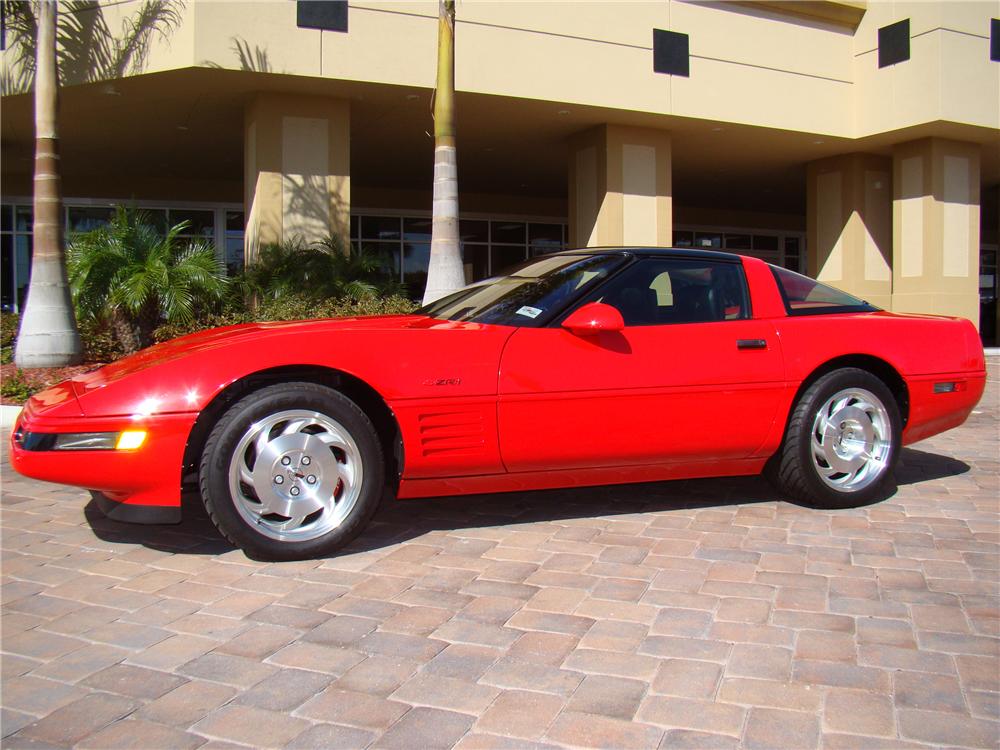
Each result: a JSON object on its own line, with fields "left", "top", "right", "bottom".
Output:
{"left": 1, "top": 203, "right": 33, "bottom": 312}
{"left": 67, "top": 206, "right": 114, "bottom": 233}
{"left": 674, "top": 227, "right": 805, "bottom": 273}
{"left": 361, "top": 216, "right": 401, "bottom": 241}
{"left": 528, "top": 223, "right": 564, "bottom": 257}
{"left": 225, "top": 210, "right": 245, "bottom": 274}
{"left": 351, "top": 213, "right": 567, "bottom": 296}
{"left": 1, "top": 231, "right": 14, "bottom": 311}
{"left": 170, "top": 208, "right": 215, "bottom": 239}
{"left": 491, "top": 221, "right": 526, "bottom": 245}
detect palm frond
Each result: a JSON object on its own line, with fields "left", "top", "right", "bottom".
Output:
{"left": 340, "top": 279, "right": 379, "bottom": 301}
{"left": 1, "top": 0, "right": 185, "bottom": 91}
{"left": 231, "top": 37, "right": 271, "bottom": 73}
{"left": 1, "top": 0, "right": 37, "bottom": 93}
{"left": 110, "top": 0, "right": 184, "bottom": 78}
{"left": 59, "top": 0, "right": 115, "bottom": 85}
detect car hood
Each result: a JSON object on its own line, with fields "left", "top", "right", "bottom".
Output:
{"left": 71, "top": 315, "right": 428, "bottom": 390}
{"left": 49, "top": 313, "right": 508, "bottom": 418}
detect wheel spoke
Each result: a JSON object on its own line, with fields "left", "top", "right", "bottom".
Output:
{"left": 239, "top": 463, "right": 255, "bottom": 487}
{"left": 264, "top": 491, "right": 325, "bottom": 520}
{"left": 253, "top": 422, "right": 271, "bottom": 461}
{"left": 272, "top": 514, "right": 309, "bottom": 533}
{"left": 237, "top": 496, "right": 265, "bottom": 515}
{"left": 316, "top": 429, "right": 351, "bottom": 452}
{"left": 280, "top": 418, "right": 310, "bottom": 436}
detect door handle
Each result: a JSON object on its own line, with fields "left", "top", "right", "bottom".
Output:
{"left": 737, "top": 339, "right": 768, "bottom": 350}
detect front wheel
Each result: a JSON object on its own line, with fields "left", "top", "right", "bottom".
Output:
{"left": 768, "top": 368, "right": 901, "bottom": 509}
{"left": 199, "top": 382, "right": 384, "bottom": 560}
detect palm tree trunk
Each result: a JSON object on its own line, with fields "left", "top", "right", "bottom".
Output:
{"left": 14, "top": 0, "right": 82, "bottom": 368}
{"left": 111, "top": 310, "right": 142, "bottom": 356}
{"left": 422, "top": 0, "right": 465, "bottom": 305}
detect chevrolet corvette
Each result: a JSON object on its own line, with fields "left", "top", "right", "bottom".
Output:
{"left": 10, "top": 248, "right": 986, "bottom": 560}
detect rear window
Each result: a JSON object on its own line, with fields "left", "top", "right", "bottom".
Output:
{"left": 770, "top": 265, "right": 879, "bottom": 316}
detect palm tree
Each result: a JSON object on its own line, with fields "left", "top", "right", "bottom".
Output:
{"left": 421, "top": 0, "right": 465, "bottom": 305}
{"left": 68, "top": 207, "right": 227, "bottom": 354}
{"left": 6, "top": 0, "right": 185, "bottom": 367}
{"left": 13, "top": 0, "right": 82, "bottom": 368}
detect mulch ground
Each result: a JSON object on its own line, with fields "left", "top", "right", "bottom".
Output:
{"left": 0, "top": 363, "right": 104, "bottom": 405}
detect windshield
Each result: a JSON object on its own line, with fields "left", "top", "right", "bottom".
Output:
{"left": 416, "top": 254, "right": 626, "bottom": 326}
{"left": 770, "top": 265, "right": 879, "bottom": 315}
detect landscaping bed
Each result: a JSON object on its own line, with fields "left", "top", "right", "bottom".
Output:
{"left": 1, "top": 362, "right": 103, "bottom": 405}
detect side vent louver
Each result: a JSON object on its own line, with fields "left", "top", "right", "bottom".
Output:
{"left": 418, "top": 409, "right": 486, "bottom": 457}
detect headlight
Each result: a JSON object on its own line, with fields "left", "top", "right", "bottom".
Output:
{"left": 54, "top": 433, "right": 119, "bottom": 450}
{"left": 17, "top": 430, "right": 148, "bottom": 451}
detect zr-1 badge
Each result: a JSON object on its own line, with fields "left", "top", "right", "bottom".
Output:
{"left": 422, "top": 378, "right": 462, "bottom": 386}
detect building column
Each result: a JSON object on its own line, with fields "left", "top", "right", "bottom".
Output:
{"left": 892, "top": 138, "right": 981, "bottom": 326}
{"left": 568, "top": 125, "right": 672, "bottom": 248}
{"left": 244, "top": 93, "right": 350, "bottom": 263}
{"left": 806, "top": 153, "right": 892, "bottom": 310}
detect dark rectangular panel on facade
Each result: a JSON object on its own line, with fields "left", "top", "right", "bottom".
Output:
{"left": 297, "top": 0, "right": 348, "bottom": 33}
{"left": 991, "top": 18, "right": 999, "bottom": 62}
{"left": 878, "top": 19, "right": 910, "bottom": 68}
{"left": 653, "top": 29, "right": 689, "bottom": 77}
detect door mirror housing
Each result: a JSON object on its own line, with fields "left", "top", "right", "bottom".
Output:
{"left": 562, "top": 302, "right": 625, "bottom": 335}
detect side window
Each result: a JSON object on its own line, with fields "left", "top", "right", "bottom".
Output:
{"left": 583, "top": 258, "right": 749, "bottom": 326}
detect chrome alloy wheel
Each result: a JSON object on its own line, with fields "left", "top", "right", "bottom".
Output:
{"left": 227, "top": 409, "right": 363, "bottom": 541}
{"left": 810, "top": 387, "right": 891, "bottom": 493}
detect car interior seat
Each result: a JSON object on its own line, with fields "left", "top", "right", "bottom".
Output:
{"left": 674, "top": 284, "right": 723, "bottom": 323}
{"left": 606, "top": 286, "right": 658, "bottom": 326}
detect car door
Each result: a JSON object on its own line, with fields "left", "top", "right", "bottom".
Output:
{"left": 497, "top": 256, "right": 785, "bottom": 472}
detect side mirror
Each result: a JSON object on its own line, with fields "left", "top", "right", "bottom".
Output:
{"left": 562, "top": 302, "right": 625, "bottom": 335}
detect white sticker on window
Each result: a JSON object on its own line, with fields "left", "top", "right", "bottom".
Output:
{"left": 515, "top": 305, "right": 543, "bottom": 319}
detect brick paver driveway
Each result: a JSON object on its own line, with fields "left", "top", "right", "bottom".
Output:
{"left": 2, "top": 362, "right": 997, "bottom": 749}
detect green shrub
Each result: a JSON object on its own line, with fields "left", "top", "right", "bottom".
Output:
{"left": 152, "top": 310, "right": 252, "bottom": 343}
{"left": 254, "top": 293, "right": 417, "bottom": 322}
{"left": 1, "top": 369, "right": 33, "bottom": 402}
{"left": 227, "top": 236, "right": 407, "bottom": 312}
{"left": 151, "top": 293, "right": 417, "bottom": 344}
{"left": 0, "top": 313, "right": 19, "bottom": 364}
{"left": 69, "top": 206, "right": 228, "bottom": 354}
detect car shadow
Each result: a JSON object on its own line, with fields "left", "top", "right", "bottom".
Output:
{"left": 893, "top": 447, "right": 971, "bottom": 485}
{"left": 79, "top": 446, "right": 971, "bottom": 559}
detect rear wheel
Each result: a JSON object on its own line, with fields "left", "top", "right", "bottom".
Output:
{"left": 199, "top": 382, "right": 384, "bottom": 560}
{"left": 768, "top": 368, "right": 900, "bottom": 509}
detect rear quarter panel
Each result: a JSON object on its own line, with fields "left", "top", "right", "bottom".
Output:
{"left": 771, "top": 312, "right": 985, "bottom": 446}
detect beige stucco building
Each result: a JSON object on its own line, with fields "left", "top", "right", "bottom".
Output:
{"left": 2, "top": 1, "right": 998, "bottom": 341}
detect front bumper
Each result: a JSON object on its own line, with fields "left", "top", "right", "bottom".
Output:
{"left": 10, "top": 406, "right": 197, "bottom": 515}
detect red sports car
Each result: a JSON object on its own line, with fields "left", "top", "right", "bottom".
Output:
{"left": 10, "top": 248, "right": 986, "bottom": 560}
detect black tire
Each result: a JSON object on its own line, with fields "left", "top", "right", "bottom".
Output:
{"left": 766, "top": 367, "right": 901, "bottom": 509}
{"left": 199, "top": 382, "right": 384, "bottom": 560}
